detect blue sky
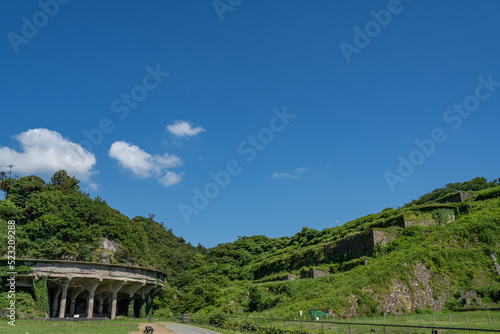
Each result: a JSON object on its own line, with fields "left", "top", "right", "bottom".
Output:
{"left": 1, "top": 0, "right": 499, "bottom": 248}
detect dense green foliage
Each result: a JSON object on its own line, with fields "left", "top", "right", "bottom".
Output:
{"left": 405, "top": 177, "right": 499, "bottom": 207}
{"left": 175, "top": 177, "right": 500, "bottom": 317}
{"left": 0, "top": 171, "right": 201, "bottom": 281}
{"left": 1, "top": 172, "right": 500, "bottom": 318}
{"left": 33, "top": 277, "right": 49, "bottom": 317}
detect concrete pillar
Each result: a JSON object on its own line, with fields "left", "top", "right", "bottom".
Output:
{"left": 146, "top": 294, "right": 152, "bottom": 316}
{"left": 87, "top": 280, "right": 102, "bottom": 318}
{"left": 138, "top": 285, "right": 155, "bottom": 318}
{"left": 70, "top": 299, "right": 76, "bottom": 316}
{"left": 94, "top": 285, "right": 112, "bottom": 317}
{"left": 51, "top": 290, "right": 61, "bottom": 318}
{"left": 127, "top": 295, "right": 135, "bottom": 318}
{"left": 139, "top": 289, "right": 146, "bottom": 318}
{"left": 111, "top": 290, "right": 118, "bottom": 319}
{"left": 97, "top": 294, "right": 104, "bottom": 314}
{"left": 87, "top": 293, "right": 95, "bottom": 317}
{"left": 125, "top": 282, "right": 144, "bottom": 318}
{"left": 146, "top": 286, "right": 162, "bottom": 316}
{"left": 70, "top": 290, "right": 83, "bottom": 316}
{"left": 110, "top": 281, "right": 126, "bottom": 320}
{"left": 103, "top": 295, "right": 110, "bottom": 314}
{"left": 59, "top": 279, "right": 71, "bottom": 318}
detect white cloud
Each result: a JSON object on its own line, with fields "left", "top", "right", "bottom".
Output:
{"left": 108, "top": 141, "right": 183, "bottom": 187}
{"left": 0, "top": 128, "right": 96, "bottom": 182}
{"left": 162, "top": 139, "right": 183, "bottom": 148}
{"left": 87, "top": 183, "right": 99, "bottom": 191}
{"left": 158, "top": 171, "right": 184, "bottom": 187}
{"left": 272, "top": 167, "right": 308, "bottom": 180}
{"left": 167, "top": 121, "right": 205, "bottom": 137}
{"left": 293, "top": 167, "right": 308, "bottom": 173}
{"left": 272, "top": 172, "right": 297, "bottom": 179}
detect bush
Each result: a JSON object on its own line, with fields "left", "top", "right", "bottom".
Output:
{"left": 474, "top": 187, "right": 500, "bottom": 201}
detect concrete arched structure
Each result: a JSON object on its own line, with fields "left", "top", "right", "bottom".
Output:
{"left": 15, "top": 259, "right": 166, "bottom": 319}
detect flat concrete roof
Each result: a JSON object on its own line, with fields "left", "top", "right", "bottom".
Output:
{"left": 0, "top": 258, "right": 168, "bottom": 278}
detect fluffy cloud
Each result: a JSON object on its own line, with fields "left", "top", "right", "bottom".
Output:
{"left": 158, "top": 171, "right": 183, "bottom": 187}
{"left": 272, "top": 167, "right": 308, "bottom": 179}
{"left": 293, "top": 167, "right": 308, "bottom": 173}
{"left": 166, "top": 121, "right": 205, "bottom": 137}
{"left": 108, "top": 141, "right": 183, "bottom": 186}
{"left": 0, "top": 128, "right": 96, "bottom": 182}
{"left": 272, "top": 172, "right": 297, "bottom": 179}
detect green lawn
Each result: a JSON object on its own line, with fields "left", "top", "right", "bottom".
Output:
{"left": 0, "top": 319, "right": 138, "bottom": 334}
{"left": 318, "top": 310, "right": 500, "bottom": 329}
{"left": 191, "top": 311, "right": 500, "bottom": 334}
{"left": 3, "top": 312, "right": 500, "bottom": 334}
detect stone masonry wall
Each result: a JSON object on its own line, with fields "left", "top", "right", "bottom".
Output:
{"left": 325, "top": 229, "right": 397, "bottom": 260}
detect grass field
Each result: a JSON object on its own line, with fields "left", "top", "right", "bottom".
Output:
{"left": 0, "top": 319, "right": 138, "bottom": 334}
{"left": 191, "top": 311, "right": 500, "bottom": 334}
{"left": 3, "top": 312, "right": 500, "bottom": 334}
{"left": 314, "top": 311, "right": 500, "bottom": 328}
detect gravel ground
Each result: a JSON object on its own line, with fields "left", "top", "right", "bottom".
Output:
{"left": 130, "top": 322, "right": 223, "bottom": 334}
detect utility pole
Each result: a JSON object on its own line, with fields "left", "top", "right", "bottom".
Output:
{"left": 7, "top": 165, "right": 14, "bottom": 177}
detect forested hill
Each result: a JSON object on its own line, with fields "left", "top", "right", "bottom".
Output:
{"left": 1, "top": 171, "right": 500, "bottom": 317}
{"left": 169, "top": 176, "right": 500, "bottom": 315}
{"left": 0, "top": 170, "right": 203, "bottom": 283}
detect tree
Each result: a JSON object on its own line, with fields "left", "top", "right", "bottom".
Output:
{"left": 7, "top": 175, "right": 45, "bottom": 206}
{"left": 0, "top": 171, "right": 17, "bottom": 199}
{"left": 50, "top": 170, "right": 80, "bottom": 192}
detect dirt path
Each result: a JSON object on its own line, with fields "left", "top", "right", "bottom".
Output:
{"left": 130, "top": 322, "right": 178, "bottom": 334}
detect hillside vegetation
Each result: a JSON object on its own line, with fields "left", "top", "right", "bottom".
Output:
{"left": 0, "top": 170, "right": 202, "bottom": 283}
{"left": 170, "top": 177, "right": 500, "bottom": 317}
{"left": 1, "top": 171, "right": 500, "bottom": 318}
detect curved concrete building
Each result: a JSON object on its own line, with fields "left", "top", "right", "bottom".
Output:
{"left": 12, "top": 259, "right": 166, "bottom": 319}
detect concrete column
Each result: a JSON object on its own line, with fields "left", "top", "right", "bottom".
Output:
{"left": 51, "top": 290, "right": 61, "bottom": 318}
{"left": 70, "top": 290, "right": 83, "bottom": 316}
{"left": 97, "top": 294, "right": 104, "bottom": 314}
{"left": 59, "top": 279, "right": 71, "bottom": 318}
{"left": 111, "top": 290, "right": 118, "bottom": 319}
{"left": 87, "top": 294, "right": 94, "bottom": 317}
{"left": 94, "top": 284, "right": 112, "bottom": 317}
{"left": 87, "top": 280, "right": 102, "bottom": 318}
{"left": 146, "top": 293, "right": 152, "bottom": 316}
{"left": 127, "top": 295, "right": 135, "bottom": 318}
{"left": 138, "top": 285, "right": 155, "bottom": 318}
{"left": 103, "top": 295, "right": 110, "bottom": 314}
{"left": 125, "top": 282, "right": 144, "bottom": 318}
{"left": 70, "top": 299, "right": 76, "bottom": 316}
{"left": 139, "top": 289, "right": 146, "bottom": 318}
{"left": 110, "top": 281, "right": 126, "bottom": 320}
{"left": 146, "top": 286, "right": 162, "bottom": 316}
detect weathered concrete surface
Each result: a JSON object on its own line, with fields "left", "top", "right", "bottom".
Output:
{"left": 325, "top": 229, "right": 397, "bottom": 259}
{"left": 302, "top": 268, "right": 329, "bottom": 279}
{"left": 25, "top": 259, "right": 163, "bottom": 283}
{"left": 438, "top": 191, "right": 470, "bottom": 203}
{"left": 10, "top": 259, "right": 166, "bottom": 319}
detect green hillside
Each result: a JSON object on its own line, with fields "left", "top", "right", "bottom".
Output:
{"left": 0, "top": 170, "right": 202, "bottom": 282}
{"left": 172, "top": 177, "right": 500, "bottom": 317}
{"left": 1, "top": 171, "right": 500, "bottom": 319}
